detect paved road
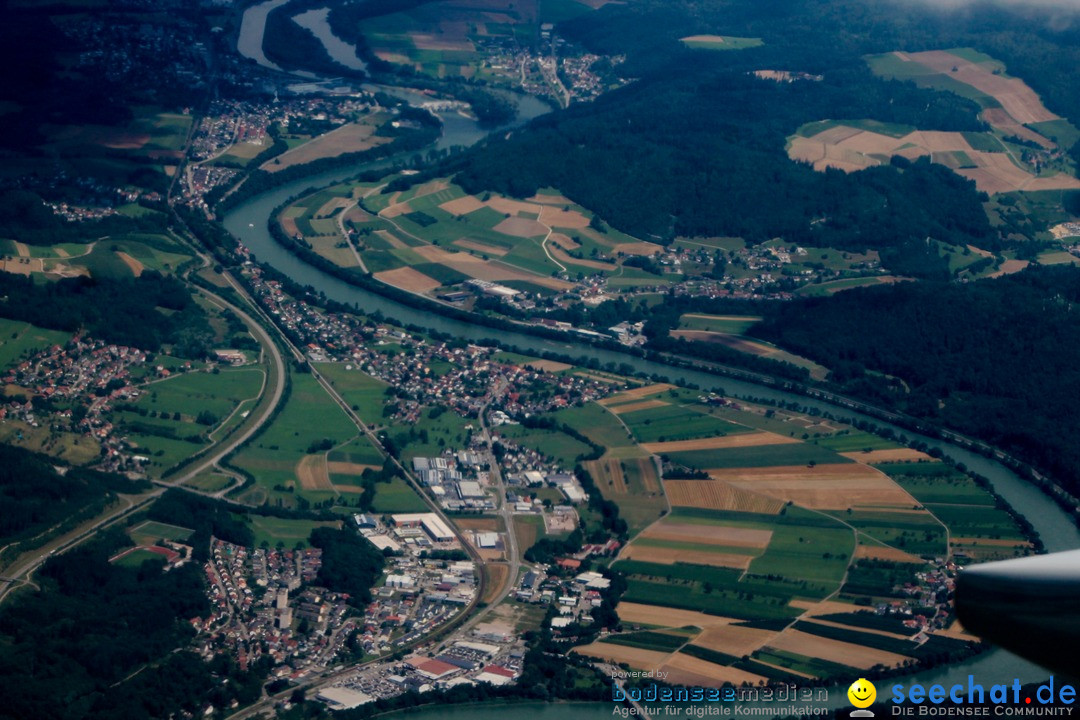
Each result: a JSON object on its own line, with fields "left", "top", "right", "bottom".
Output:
{"left": 0, "top": 265, "right": 286, "bottom": 606}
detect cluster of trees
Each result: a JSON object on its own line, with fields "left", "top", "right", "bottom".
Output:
{"left": 0, "top": 526, "right": 273, "bottom": 720}
{"left": 0, "top": 271, "right": 213, "bottom": 358}
{"left": 455, "top": 87, "right": 517, "bottom": 127}
{"left": 0, "top": 189, "right": 168, "bottom": 246}
{"left": 148, "top": 489, "right": 255, "bottom": 560}
{"left": 0, "top": 444, "right": 146, "bottom": 547}
{"left": 309, "top": 526, "right": 386, "bottom": 605}
{"left": 753, "top": 265, "right": 1080, "bottom": 497}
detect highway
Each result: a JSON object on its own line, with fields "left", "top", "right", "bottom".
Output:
{"left": 0, "top": 260, "right": 286, "bottom": 606}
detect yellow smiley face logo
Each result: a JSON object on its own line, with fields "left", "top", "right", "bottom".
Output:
{"left": 848, "top": 678, "right": 876, "bottom": 708}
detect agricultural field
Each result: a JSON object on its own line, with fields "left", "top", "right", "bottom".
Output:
{"left": 788, "top": 121, "right": 1080, "bottom": 195}
{"left": 248, "top": 516, "right": 341, "bottom": 549}
{"left": 566, "top": 387, "right": 1005, "bottom": 684}
{"left": 231, "top": 373, "right": 359, "bottom": 508}
{"left": 0, "top": 234, "right": 193, "bottom": 281}
{"left": 116, "top": 367, "right": 264, "bottom": 477}
{"left": 370, "top": 477, "right": 429, "bottom": 513}
{"left": 339, "top": 0, "right": 549, "bottom": 81}
{"left": 856, "top": 48, "right": 1080, "bottom": 190}
{"left": 314, "top": 362, "right": 391, "bottom": 426}
{"left": 128, "top": 520, "right": 194, "bottom": 546}
{"left": 680, "top": 35, "right": 763, "bottom": 51}
{"left": 261, "top": 113, "right": 391, "bottom": 173}
{"left": 882, "top": 462, "right": 1032, "bottom": 561}
{"left": 0, "top": 320, "right": 72, "bottom": 370}
{"left": 282, "top": 177, "right": 677, "bottom": 304}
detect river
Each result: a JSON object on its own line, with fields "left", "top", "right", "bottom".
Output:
{"left": 236, "top": 0, "right": 290, "bottom": 71}
{"left": 222, "top": 34, "right": 1079, "bottom": 717}
{"left": 292, "top": 7, "right": 368, "bottom": 72}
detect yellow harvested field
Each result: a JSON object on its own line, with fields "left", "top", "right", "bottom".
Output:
{"left": 455, "top": 516, "right": 501, "bottom": 531}
{"left": 642, "top": 432, "right": 798, "bottom": 453}
{"left": 522, "top": 359, "right": 572, "bottom": 372}
{"left": 374, "top": 267, "right": 443, "bottom": 294}
{"left": 296, "top": 454, "right": 333, "bottom": 492}
{"left": 454, "top": 238, "right": 507, "bottom": 256}
{"left": 693, "top": 624, "right": 781, "bottom": 657}
{"left": 439, "top": 195, "right": 486, "bottom": 215}
{"left": 549, "top": 232, "right": 580, "bottom": 250}
{"left": 262, "top": 122, "right": 389, "bottom": 173}
{"left": 669, "top": 330, "right": 781, "bottom": 358}
{"left": 904, "top": 50, "right": 1059, "bottom": 125}
{"left": 572, "top": 642, "right": 673, "bottom": 670}
{"left": 529, "top": 192, "right": 573, "bottom": 205}
{"left": 410, "top": 32, "right": 474, "bottom": 52}
{"left": 707, "top": 463, "right": 919, "bottom": 510}
{"left": 855, "top": 544, "right": 926, "bottom": 563}
{"left": 586, "top": 457, "right": 627, "bottom": 494}
{"left": 841, "top": 449, "right": 934, "bottom": 463}
{"left": 608, "top": 399, "right": 668, "bottom": 415}
{"left": 485, "top": 196, "right": 542, "bottom": 216}
{"left": 616, "top": 603, "right": 738, "bottom": 629}
{"left": 621, "top": 545, "right": 753, "bottom": 570}
{"left": 660, "top": 654, "right": 768, "bottom": 688}
{"left": 115, "top": 251, "right": 144, "bottom": 277}
{"left": 280, "top": 214, "right": 300, "bottom": 238}
{"left": 990, "top": 259, "right": 1030, "bottom": 277}
{"left": 380, "top": 200, "right": 413, "bottom": 218}
{"left": 327, "top": 461, "right": 380, "bottom": 475}
{"left": 640, "top": 522, "right": 772, "bottom": 548}
{"left": 982, "top": 108, "right": 1053, "bottom": 148}
{"left": 539, "top": 205, "right": 591, "bottom": 229}
{"left": 409, "top": 244, "right": 574, "bottom": 290}
{"left": 769, "top": 629, "right": 912, "bottom": 669}
{"left": 482, "top": 563, "right": 509, "bottom": 603}
{"left": 808, "top": 617, "right": 915, "bottom": 641}
{"left": 789, "top": 599, "right": 865, "bottom": 615}
{"left": 550, "top": 245, "right": 613, "bottom": 270}
{"left": 789, "top": 124, "right": 1080, "bottom": 194}
{"left": 599, "top": 383, "right": 675, "bottom": 404}
{"left": 494, "top": 216, "right": 547, "bottom": 237}
{"left": 663, "top": 478, "right": 786, "bottom": 514}
{"left": 316, "top": 196, "right": 353, "bottom": 218}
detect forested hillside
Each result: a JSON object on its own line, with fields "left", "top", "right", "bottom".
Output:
{"left": 754, "top": 265, "right": 1080, "bottom": 496}
{"left": 445, "top": 0, "right": 1080, "bottom": 276}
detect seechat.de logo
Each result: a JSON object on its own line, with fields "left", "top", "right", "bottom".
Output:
{"left": 849, "top": 678, "right": 877, "bottom": 718}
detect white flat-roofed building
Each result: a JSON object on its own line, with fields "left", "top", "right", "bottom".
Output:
{"left": 317, "top": 687, "right": 373, "bottom": 710}
{"left": 458, "top": 480, "right": 484, "bottom": 498}
{"left": 561, "top": 485, "right": 587, "bottom": 504}
{"left": 476, "top": 532, "right": 499, "bottom": 548}
{"left": 392, "top": 513, "right": 455, "bottom": 542}
{"left": 365, "top": 534, "right": 400, "bottom": 553}
{"left": 454, "top": 640, "right": 500, "bottom": 655}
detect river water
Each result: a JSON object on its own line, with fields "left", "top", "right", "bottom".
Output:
{"left": 292, "top": 7, "right": 368, "bottom": 72}
{"left": 223, "top": 26, "right": 1079, "bottom": 717}
{"left": 236, "top": 0, "right": 290, "bottom": 71}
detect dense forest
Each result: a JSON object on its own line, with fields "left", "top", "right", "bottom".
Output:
{"left": 0, "top": 271, "right": 213, "bottom": 357}
{"left": 148, "top": 488, "right": 255, "bottom": 560}
{"left": 0, "top": 528, "right": 271, "bottom": 720}
{"left": 0, "top": 189, "right": 168, "bottom": 246}
{"left": 450, "top": 62, "right": 992, "bottom": 276}
{"left": 439, "top": 0, "right": 1080, "bottom": 275}
{"left": 309, "top": 526, "right": 386, "bottom": 604}
{"left": 0, "top": 444, "right": 146, "bottom": 547}
{"left": 753, "top": 265, "right": 1080, "bottom": 497}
